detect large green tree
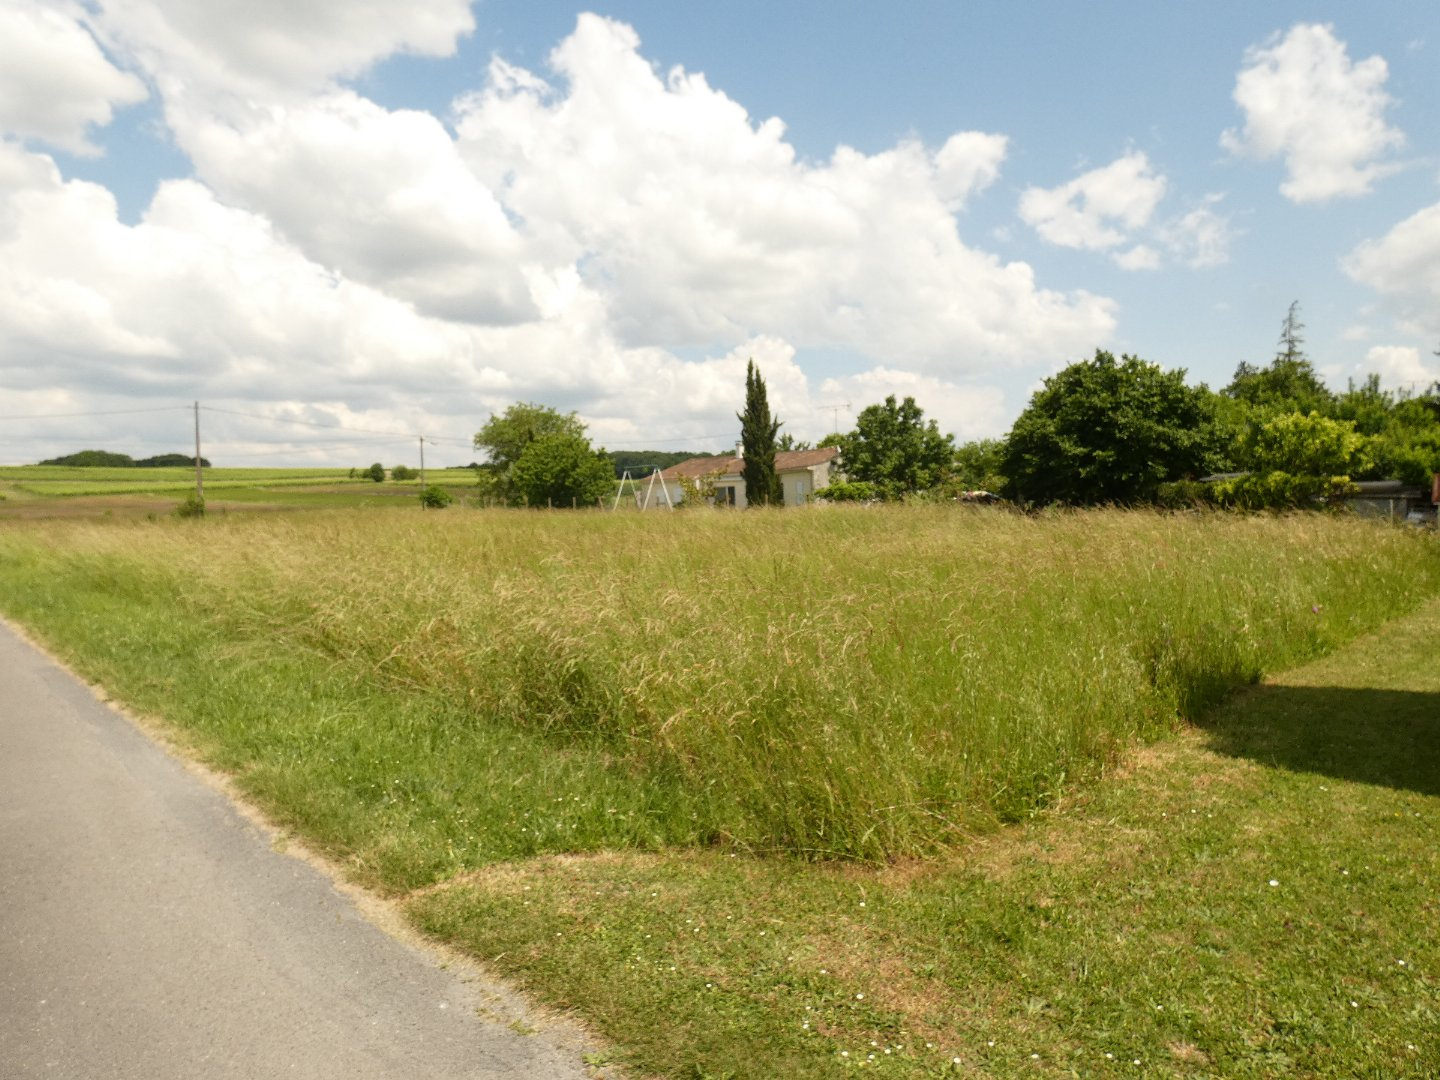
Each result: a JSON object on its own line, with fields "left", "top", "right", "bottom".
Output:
{"left": 839, "top": 395, "right": 954, "bottom": 498}
{"left": 473, "top": 402, "right": 588, "bottom": 504}
{"left": 1001, "top": 350, "right": 1220, "bottom": 505}
{"left": 737, "top": 360, "right": 783, "bottom": 506}
{"left": 510, "top": 433, "right": 615, "bottom": 508}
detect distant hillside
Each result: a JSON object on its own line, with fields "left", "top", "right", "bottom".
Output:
{"left": 39, "top": 450, "right": 211, "bottom": 468}
{"left": 608, "top": 450, "right": 716, "bottom": 478}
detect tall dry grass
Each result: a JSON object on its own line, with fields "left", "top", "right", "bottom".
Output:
{"left": 3, "top": 505, "right": 1436, "bottom": 862}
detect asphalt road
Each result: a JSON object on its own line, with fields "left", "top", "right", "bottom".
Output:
{"left": 0, "top": 619, "right": 594, "bottom": 1079}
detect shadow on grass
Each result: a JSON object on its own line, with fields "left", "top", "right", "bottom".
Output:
{"left": 1197, "top": 684, "right": 1440, "bottom": 797}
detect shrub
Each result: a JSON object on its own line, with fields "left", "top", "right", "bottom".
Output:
{"left": 174, "top": 492, "right": 205, "bottom": 518}
{"left": 419, "top": 485, "right": 453, "bottom": 509}
{"left": 366, "top": 463, "right": 385, "bottom": 483}
{"left": 1209, "top": 472, "right": 1358, "bottom": 511}
{"left": 815, "top": 479, "right": 879, "bottom": 502}
{"left": 392, "top": 465, "right": 417, "bottom": 481}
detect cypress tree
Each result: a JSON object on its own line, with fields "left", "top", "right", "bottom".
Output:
{"left": 737, "top": 359, "right": 783, "bottom": 506}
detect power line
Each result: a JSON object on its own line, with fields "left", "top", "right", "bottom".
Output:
{"left": 200, "top": 405, "right": 477, "bottom": 448}
{"left": 0, "top": 405, "right": 189, "bottom": 421}
{"left": 199, "top": 405, "right": 419, "bottom": 439}
{"left": 209, "top": 438, "right": 416, "bottom": 459}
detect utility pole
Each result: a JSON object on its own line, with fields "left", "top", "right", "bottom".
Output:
{"left": 192, "top": 401, "right": 204, "bottom": 500}
{"left": 418, "top": 435, "right": 426, "bottom": 509}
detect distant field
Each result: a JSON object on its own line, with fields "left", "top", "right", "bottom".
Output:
{"left": 0, "top": 465, "right": 480, "bottom": 510}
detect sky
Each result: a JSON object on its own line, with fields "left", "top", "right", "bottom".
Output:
{"left": 4, "top": 1, "right": 1440, "bottom": 466}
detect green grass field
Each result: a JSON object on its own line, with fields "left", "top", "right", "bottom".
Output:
{"left": 0, "top": 505, "right": 1435, "bottom": 1077}
{"left": 0, "top": 465, "right": 481, "bottom": 509}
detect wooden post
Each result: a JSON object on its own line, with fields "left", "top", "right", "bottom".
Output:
{"left": 192, "top": 401, "right": 204, "bottom": 500}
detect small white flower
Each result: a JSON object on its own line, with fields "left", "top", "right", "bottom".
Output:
{"left": 1268, "top": 879, "right": 1279, "bottom": 887}
{"left": 1350, "top": 1000, "right": 1358, "bottom": 1008}
{"left": 856, "top": 993, "right": 864, "bottom": 1000}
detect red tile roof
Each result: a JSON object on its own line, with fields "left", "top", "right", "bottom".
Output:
{"left": 655, "top": 446, "right": 839, "bottom": 481}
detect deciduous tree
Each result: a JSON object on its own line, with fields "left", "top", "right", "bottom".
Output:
{"left": 474, "top": 402, "right": 588, "bottom": 504}
{"left": 840, "top": 395, "right": 954, "bottom": 498}
{"left": 510, "top": 433, "right": 614, "bottom": 508}
{"left": 1001, "top": 350, "right": 1219, "bottom": 505}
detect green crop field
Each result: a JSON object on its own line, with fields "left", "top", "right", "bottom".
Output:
{"left": 0, "top": 505, "right": 1435, "bottom": 1077}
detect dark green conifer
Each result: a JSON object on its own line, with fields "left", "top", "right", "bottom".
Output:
{"left": 737, "top": 359, "right": 783, "bottom": 506}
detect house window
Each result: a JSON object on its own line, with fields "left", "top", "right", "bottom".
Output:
{"left": 714, "top": 485, "right": 737, "bottom": 506}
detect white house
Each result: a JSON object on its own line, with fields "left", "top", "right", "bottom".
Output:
{"left": 641, "top": 446, "right": 841, "bottom": 508}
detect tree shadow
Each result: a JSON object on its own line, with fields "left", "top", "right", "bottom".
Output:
{"left": 1196, "top": 684, "right": 1440, "bottom": 798}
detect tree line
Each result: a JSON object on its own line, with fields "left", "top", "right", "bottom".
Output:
{"left": 826, "top": 303, "right": 1439, "bottom": 509}
{"left": 469, "top": 304, "right": 1440, "bottom": 510}
{"left": 38, "top": 450, "right": 212, "bottom": 468}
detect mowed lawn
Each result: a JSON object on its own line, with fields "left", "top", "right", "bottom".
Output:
{"left": 0, "top": 505, "right": 1435, "bottom": 1077}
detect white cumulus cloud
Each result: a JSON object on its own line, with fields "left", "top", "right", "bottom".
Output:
{"left": 1156, "top": 195, "right": 1235, "bottom": 268}
{"left": 453, "top": 14, "right": 1112, "bottom": 367}
{"left": 1361, "top": 345, "right": 1438, "bottom": 389}
{"left": 1222, "top": 23, "right": 1404, "bottom": 203}
{"left": 0, "top": 11, "right": 1125, "bottom": 462}
{"left": 92, "top": 0, "right": 474, "bottom": 105}
{"left": 1019, "top": 151, "right": 1167, "bottom": 263}
{"left": 177, "top": 91, "right": 534, "bottom": 324}
{"left": 1344, "top": 203, "right": 1440, "bottom": 338}
{"left": 0, "top": 1, "right": 147, "bottom": 155}
{"left": 818, "top": 367, "right": 1009, "bottom": 442}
